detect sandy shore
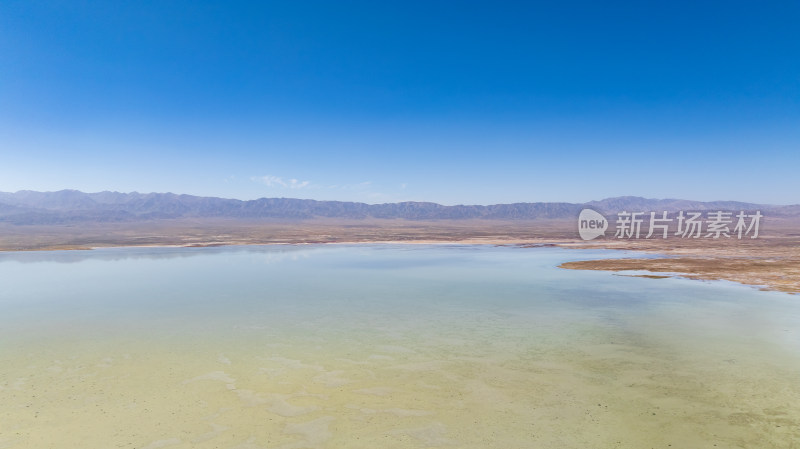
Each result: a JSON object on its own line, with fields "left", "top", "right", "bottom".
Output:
{"left": 556, "top": 221, "right": 800, "bottom": 294}
{"left": 1, "top": 217, "right": 798, "bottom": 294}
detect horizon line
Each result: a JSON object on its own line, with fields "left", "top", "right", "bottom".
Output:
{"left": 1, "top": 188, "right": 796, "bottom": 208}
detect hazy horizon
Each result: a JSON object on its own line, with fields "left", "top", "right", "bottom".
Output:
{"left": 2, "top": 188, "right": 798, "bottom": 208}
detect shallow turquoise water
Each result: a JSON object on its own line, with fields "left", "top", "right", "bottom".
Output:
{"left": 0, "top": 245, "right": 798, "bottom": 448}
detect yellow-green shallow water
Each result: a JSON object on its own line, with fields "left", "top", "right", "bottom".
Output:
{"left": 1, "top": 245, "right": 799, "bottom": 448}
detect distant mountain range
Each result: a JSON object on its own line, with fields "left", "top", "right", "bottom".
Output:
{"left": 0, "top": 190, "right": 797, "bottom": 225}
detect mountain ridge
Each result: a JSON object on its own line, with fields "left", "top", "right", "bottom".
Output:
{"left": 0, "top": 190, "right": 796, "bottom": 225}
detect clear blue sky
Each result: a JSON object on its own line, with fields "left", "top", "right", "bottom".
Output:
{"left": 1, "top": 1, "right": 798, "bottom": 205}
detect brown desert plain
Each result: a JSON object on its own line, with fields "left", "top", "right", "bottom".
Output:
{"left": 1, "top": 215, "right": 798, "bottom": 294}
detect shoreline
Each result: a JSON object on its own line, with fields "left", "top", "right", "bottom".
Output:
{"left": 0, "top": 236, "right": 575, "bottom": 252}
{"left": 2, "top": 237, "right": 798, "bottom": 295}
